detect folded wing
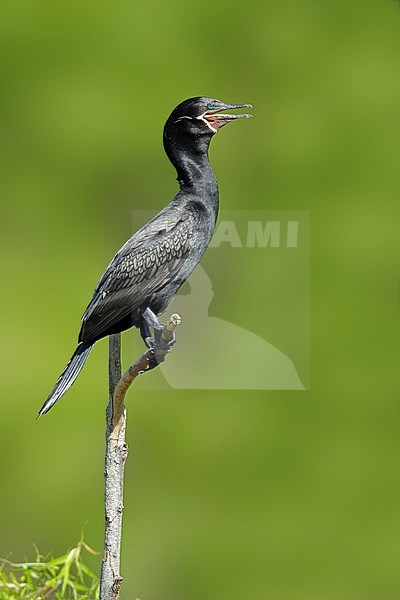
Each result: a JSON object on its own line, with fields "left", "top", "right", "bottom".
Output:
{"left": 78, "top": 211, "right": 196, "bottom": 343}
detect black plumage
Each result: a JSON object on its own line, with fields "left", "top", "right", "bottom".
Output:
{"left": 39, "top": 96, "right": 252, "bottom": 416}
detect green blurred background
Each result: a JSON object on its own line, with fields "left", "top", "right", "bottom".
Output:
{"left": 1, "top": 1, "right": 399, "bottom": 598}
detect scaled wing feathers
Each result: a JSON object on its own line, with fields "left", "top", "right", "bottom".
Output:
{"left": 78, "top": 213, "right": 196, "bottom": 342}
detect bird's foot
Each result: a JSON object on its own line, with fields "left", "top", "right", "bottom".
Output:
{"left": 144, "top": 336, "right": 155, "bottom": 349}
{"left": 147, "top": 330, "right": 176, "bottom": 370}
{"left": 144, "top": 331, "right": 175, "bottom": 351}
{"left": 140, "top": 309, "right": 180, "bottom": 371}
{"left": 155, "top": 330, "right": 176, "bottom": 351}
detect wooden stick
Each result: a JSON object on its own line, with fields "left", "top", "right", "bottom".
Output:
{"left": 100, "top": 315, "right": 181, "bottom": 599}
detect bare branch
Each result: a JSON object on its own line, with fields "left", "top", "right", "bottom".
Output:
{"left": 100, "top": 314, "right": 181, "bottom": 599}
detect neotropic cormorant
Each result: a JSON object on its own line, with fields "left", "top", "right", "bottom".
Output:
{"left": 38, "top": 96, "right": 252, "bottom": 416}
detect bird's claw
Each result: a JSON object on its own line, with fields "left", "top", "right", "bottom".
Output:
{"left": 141, "top": 308, "right": 177, "bottom": 371}
{"left": 144, "top": 336, "right": 155, "bottom": 349}
{"left": 145, "top": 331, "right": 176, "bottom": 371}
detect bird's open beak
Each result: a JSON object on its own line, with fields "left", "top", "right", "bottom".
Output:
{"left": 203, "top": 103, "right": 253, "bottom": 132}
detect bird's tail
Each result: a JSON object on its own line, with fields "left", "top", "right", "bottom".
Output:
{"left": 38, "top": 342, "right": 93, "bottom": 417}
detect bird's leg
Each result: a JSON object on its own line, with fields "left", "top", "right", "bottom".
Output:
{"left": 142, "top": 307, "right": 164, "bottom": 345}
{"left": 142, "top": 307, "right": 176, "bottom": 364}
{"left": 143, "top": 307, "right": 163, "bottom": 331}
{"left": 139, "top": 316, "right": 155, "bottom": 349}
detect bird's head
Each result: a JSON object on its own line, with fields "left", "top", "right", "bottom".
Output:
{"left": 164, "top": 96, "right": 253, "bottom": 150}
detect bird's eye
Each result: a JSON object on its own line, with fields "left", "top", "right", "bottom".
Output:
{"left": 207, "top": 102, "right": 216, "bottom": 110}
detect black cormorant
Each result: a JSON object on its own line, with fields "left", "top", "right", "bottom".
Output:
{"left": 38, "top": 96, "right": 252, "bottom": 416}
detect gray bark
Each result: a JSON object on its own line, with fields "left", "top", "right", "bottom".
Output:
{"left": 100, "top": 333, "right": 126, "bottom": 599}
{"left": 100, "top": 315, "right": 181, "bottom": 599}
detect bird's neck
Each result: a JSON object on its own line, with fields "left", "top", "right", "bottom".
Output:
{"left": 176, "top": 153, "right": 218, "bottom": 196}
{"left": 179, "top": 160, "right": 219, "bottom": 220}
{"left": 164, "top": 134, "right": 219, "bottom": 209}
